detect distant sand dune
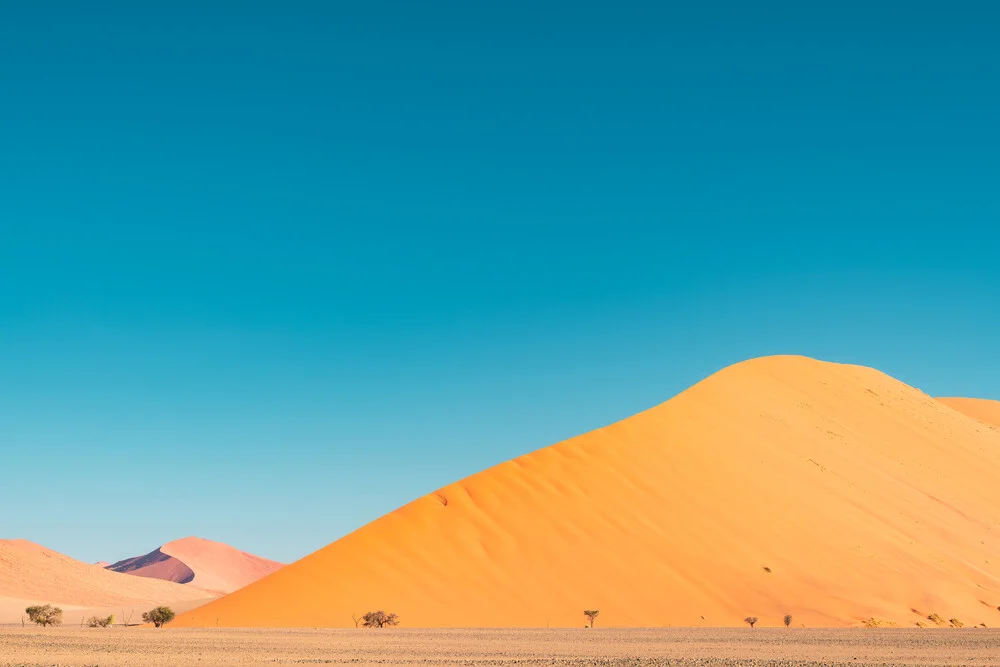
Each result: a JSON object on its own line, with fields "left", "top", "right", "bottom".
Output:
{"left": 106, "top": 537, "right": 284, "bottom": 595}
{"left": 107, "top": 548, "right": 196, "bottom": 585}
{"left": 174, "top": 356, "right": 1000, "bottom": 628}
{"left": 0, "top": 539, "right": 213, "bottom": 624}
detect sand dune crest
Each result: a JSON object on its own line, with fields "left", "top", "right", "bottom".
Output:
{"left": 107, "top": 537, "right": 283, "bottom": 595}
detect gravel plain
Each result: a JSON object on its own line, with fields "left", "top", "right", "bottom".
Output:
{"left": 2, "top": 627, "right": 999, "bottom": 667}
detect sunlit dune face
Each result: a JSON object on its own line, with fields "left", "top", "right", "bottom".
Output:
{"left": 174, "top": 356, "right": 1000, "bottom": 629}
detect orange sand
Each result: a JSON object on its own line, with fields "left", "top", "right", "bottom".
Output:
{"left": 937, "top": 397, "right": 1000, "bottom": 430}
{"left": 0, "top": 539, "right": 213, "bottom": 624}
{"left": 175, "top": 356, "right": 1000, "bottom": 629}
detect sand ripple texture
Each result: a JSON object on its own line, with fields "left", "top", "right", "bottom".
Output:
{"left": 2, "top": 627, "right": 1000, "bottom": 666}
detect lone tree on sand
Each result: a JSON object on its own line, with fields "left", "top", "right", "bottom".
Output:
{"left": 142, "top": 606, "right": 176, "bottom": 628}
{"left": 744, "top": 616, "right": 758, "bottom": 629}
{"left": 26, "top": 605, "right": 63, "bottom": 627}
{"left": 584, "top": 610, "right": 600, "bottom": 628}
{"left": 783, "top": 614, "right": 793, "bottom": 628}
{"left": 362, "top": 611, "right": 399, "bottom": 628}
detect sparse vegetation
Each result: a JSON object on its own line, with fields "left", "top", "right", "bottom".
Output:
{"left": 87, "top": 614, "right": 115, "bottom": 628}
{"left": 142, "top": 606, "right": 176, "bottom": 628}
{"left": 762, "top": 566, "right": 772, "bottom": 573}
{"left": 584, "top": 610, "right": 600, "bottom": 628}
{"left": 949, "top": 618, "right": 964, "bottom": 628}
{"left": 0, "top": 627, "right": 995, "bottom": 664}
{"left": 783, "top": 614, "right": 793, "bottom": 628}
{"left": 927, "top": 613, "right": 946, "bottom": 626}
{"left": 362, "top": 610, "right": 399, "bottom": 628}
{"left": 744, "top": 616, "right": 758, "bottom": 628}
{"left": 25, "top": 605, "right": 63, "bottom": 627}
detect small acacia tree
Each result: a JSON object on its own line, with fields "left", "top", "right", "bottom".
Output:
{"left": 584, "top": 610, "right": 600, "bottom": 628}
{"left": 362, "top": 610, "right": 399, "bottom": 628}
{"left": 142, "top": 606, "right": 176, "bottom": 628}
{"left": 783, "top": 614, "right": 792, "bottom": 628}
{"left": 744, "top": 616, "right": 758, "bottom": 629}
{"left": 26, "top": 605, "right": 63, "bottom": 627}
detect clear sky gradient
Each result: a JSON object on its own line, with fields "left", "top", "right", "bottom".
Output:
{"left": 1, "top": 2, "right": 998, "bottom": 563}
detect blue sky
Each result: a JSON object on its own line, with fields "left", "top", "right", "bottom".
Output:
{"left": 1, "top": 2, "right": 998, "bottom": 563}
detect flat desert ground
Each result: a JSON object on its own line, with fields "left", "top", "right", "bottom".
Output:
{"left": 3, "top": 628, "right": 1000, "bottom": 666}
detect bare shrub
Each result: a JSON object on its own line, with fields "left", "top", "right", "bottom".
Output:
{"left": 783, "top": 614, "right": 792, "bottom": 628}
{"left": 744, "top": 616, "right": 758, "bottom": 628}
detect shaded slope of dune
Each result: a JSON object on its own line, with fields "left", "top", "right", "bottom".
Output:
{"left": 938, "top": 397, "right": 1000, "bottom": 430}
{"left": 107, "top": 548, "right": 196, "bottom": 584}
{"left": 107, "top": 537, "right": 284, "bottom": 594}
{"left": 175, "top": 356, "right": 1000, "bottom": 629}
{"left": 0, "top": 539, "right": 214, "bottom": 623}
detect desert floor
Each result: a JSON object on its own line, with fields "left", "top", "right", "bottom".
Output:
{"left": 2, "top": 627, "right": 999, "bottom": 666}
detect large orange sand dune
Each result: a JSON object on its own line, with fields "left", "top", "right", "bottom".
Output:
{"left": 0, "top": 539, "right": 214, "bottom": 624}
{"left": 106, "top": 537, "right": 283, "bottom": 594}
{"left": 176, "top": 356, "right": 1000, "bottom": 628}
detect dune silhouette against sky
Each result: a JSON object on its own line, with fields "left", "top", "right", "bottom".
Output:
{"left": 175, "top": 356, "right": 1000, "bottom": 629}
{"left": 106, "top": 537, "right": 283, "bottom": 594}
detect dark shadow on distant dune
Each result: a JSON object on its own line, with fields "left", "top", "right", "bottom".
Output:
{"left": 106, "top": 548, "right": 195, "bottom": 584}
